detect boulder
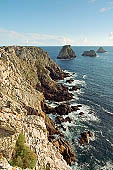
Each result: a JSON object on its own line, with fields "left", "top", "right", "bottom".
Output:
{"left": 64, "top": 117, "right": 72, "bottom": 123}
{"left": 69, "top": 85, "right": 80, "bottom": 91}
{"left": 55, "top": 104, "right": 72, "bottom": 115}
{"left": 82, "top": 50, "right": 96, "bottom": 57}
{"left": 55, "top": 116, "right": 65, "bottom": 124}
{"left": 57, "top": 45, "right": 76, "bottom": 59}
{"left": 66, "top": 79, "right": 74, "bottom": 83}
{"left": 97, "top": 47, "right": 107, "bottom": 53}
{"left": 79, "top": 112, "right": 84, "bottom": 115}
{"left": 71, "top": 105, "right": 80, "bottom": 111}
{"left": 79, "top": 131, "right": 94, "bottom": 145}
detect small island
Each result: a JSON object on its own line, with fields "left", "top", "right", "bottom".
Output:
{"left": 57, "top": 45, "right": 76, "bottom": 59}
{"left": 82, "top": 50, "right": 96, "bottom": 57}
{"left": 97, "top": 47, "right": 107, "bottom": 53}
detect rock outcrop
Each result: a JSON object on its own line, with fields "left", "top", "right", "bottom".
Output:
{"left": 57, "top": 45, "right": 76, "bottom": 59}
{"left": 79, "top": 131, "right": 94, "bottom": 145}
{"left": 97, "top": 47, "right": 107, "bottom": 53}
{"left": 82, "top": 50, "right": 96, "bottom": 57}
{"left": 0, "top": 46, "right": 74, "bottom": 170}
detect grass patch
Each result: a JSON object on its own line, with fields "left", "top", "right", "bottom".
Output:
{"left": 9, "top": 133, "right": 37, "bottom": 169}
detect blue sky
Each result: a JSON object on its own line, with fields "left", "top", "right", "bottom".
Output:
{"left": 0, "top": 0, "right": 113, "bottom": 46}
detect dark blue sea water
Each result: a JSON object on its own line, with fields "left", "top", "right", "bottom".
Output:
{"left": 42, "top": 46, "right": 113, "bottom": 170}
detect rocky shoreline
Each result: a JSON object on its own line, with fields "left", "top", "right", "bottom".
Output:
{"left": 0, "top": 46, "right": 77, "bottom": 170}
{"left": 0, "top": 46, "right": 96, "bottom": 170}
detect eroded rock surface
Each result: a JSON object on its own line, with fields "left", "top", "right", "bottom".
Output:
{"left": 0, "top": 46, "right": 74, "bottom": 170}
{"left": 97, "top": 47, "right": 107, "bottom": 53}
{"left": 82, "top": 50, "right": 96, "bottom": 57}
{"left": 57, "top": 45, "right": 76, "bottom": 59}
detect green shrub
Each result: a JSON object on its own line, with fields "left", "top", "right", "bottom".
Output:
{"left": 9, "top": 133, "right": 37, "bottom": 169}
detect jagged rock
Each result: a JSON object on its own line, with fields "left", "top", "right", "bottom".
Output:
{"left": 0, "top": 46, "right": 73, "bottom": 169}
{"left": 55, "top": 116, "right": 65, "bottom": 124}
{"left": 66, "top": 79, "right": 74, "bottom": 83}
{"left": 79, "top": 112, "right": 84, "bottom": 115}
{"left": 64, "top": 117, "right": 72, "bottom": 123}
{"left": 97, "top": 47, "right": 107, "bottom": 53}
{"left": 55, "top": 104, "right": 72, "bottom": 115}
{"left": 79, "top": 131, "right": 94, "bottom": 145}
{"left": 82, "top": 50, "right": 96, "bottom": 57}
{"left": 53, "top": 138, "right": 75, "bottom": 166}
{"left": 69, "top": 85, "right": 80, "bottom": 91}
{"left": 55, "top": 116, "right": 72, "bottom": 124}
{"left": 71, "top": 105, "right": 80, "bottom": 111}
{"left": 57, "top": 45, "right": 77, "bottom": 59}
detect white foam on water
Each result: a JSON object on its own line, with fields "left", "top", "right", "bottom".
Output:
{"left": 63, "top": 79, "right": 86, "bottom": 87}
{"left": 94, "top": 161, "right": 113, "bottom": 170}
{"left": 102, "top": 107, "right": 113, "bottom": 115}
{"left": 69, "top": 104, "right": 100, "bottom": 123}
{"left": 83, "top": 75, "right": 87, "bottom": 79}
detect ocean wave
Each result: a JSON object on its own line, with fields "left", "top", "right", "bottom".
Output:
{"left": 95, "top": 161, "right": 113, "bottom": 170}
{"left": 83, "top": 75, "right": 87, "bottom": 79}
{"left": 102, "top": 107, "right": 113, "bottom": 115}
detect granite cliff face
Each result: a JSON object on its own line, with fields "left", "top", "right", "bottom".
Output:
{"left": 0, "top": 46, "right": 74, "bottom": 170}
{"left": 57, "top": 45, "right": 76, "bottom": 59}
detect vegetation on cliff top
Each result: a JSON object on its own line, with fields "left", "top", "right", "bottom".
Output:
{"left": 9, "top": 133, "right": 37, "bottom": 169}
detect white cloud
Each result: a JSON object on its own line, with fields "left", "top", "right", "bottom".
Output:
{"left": 99, "top": 7, "right": 113, "bottom": 13}
{"left": 0, "top": 28, "right": 74, "bottom": 46}
{"left": 109, "top": 32, "right": 113, "bottom": 40}
{"left": 99, "top": 1, "right": 113, "bottom": 13}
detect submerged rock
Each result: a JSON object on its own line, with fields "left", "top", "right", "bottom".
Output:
{"left": 82, "top": 50, "right": 96, "bottom": 57}
{"left": 57, "top": 45, "right": 77, "bottom": 59}
{"left": 97, "top": 47, "right": 107, "bottom": 53}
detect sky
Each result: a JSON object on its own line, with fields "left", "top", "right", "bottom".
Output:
{"left": 0, "top": 0, "right": 113, "bottom": 46}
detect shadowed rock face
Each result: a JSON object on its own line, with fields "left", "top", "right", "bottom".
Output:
{"left": 57, "top": 45, "right": 77, "bottom": 59}
{"left": 82, "top": 50, "right": 96, "bottom": 57}
{"left": 97, "top": 47, "right": 107, "bottom": 53}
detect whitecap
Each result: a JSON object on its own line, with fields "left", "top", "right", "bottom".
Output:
{"left": 102, "top": 107, "right": 113, "bottom": 115}
{"left": 95, "top": 161, "right": 113, "bottom": 170}
{"left": 83, "top": 75, "right": 87, "bottom": 79}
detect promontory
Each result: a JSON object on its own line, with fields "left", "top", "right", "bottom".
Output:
{"left": 0, "top": 46, "right": 75, "bottom": 170}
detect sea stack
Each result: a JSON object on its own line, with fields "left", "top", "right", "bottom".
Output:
{"left": 97, "top": 47, "right": 107, "bottom": 53}
{"left": 82, "top": 50, "right": 96, "bottom": 57}
{"left": 57, "top": 45, "right": 76, "bottom": 59}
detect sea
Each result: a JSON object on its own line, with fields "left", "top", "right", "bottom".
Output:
{"left": 41, "top": 46, "right": 113, "bottom": 170}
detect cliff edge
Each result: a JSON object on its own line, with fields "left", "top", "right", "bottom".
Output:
{"left": 0, "top": 46, "right": 75, "bottom": 170}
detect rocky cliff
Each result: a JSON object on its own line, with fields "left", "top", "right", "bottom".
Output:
{"left": 0, "top": 46, "right": 75, "bottom": 170}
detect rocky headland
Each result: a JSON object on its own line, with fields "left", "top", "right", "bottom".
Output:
{"left": 82, "top": 50, "right": 97, "bottom": 57}
{"left": 0, "top": 46, "right": 75, "bottom": 170}
{"left": 96, "top": 47, "right": 107, "bottom": 53}
{"left": 57, "top": 45, "right": 76, "bottom": 59}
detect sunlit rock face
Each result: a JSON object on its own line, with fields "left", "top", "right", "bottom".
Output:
{"left": 57, "top": 45, "right": 77, "bottom": 59}
{"left": 0, "top": 46, "right": 74, "bottom": 170}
